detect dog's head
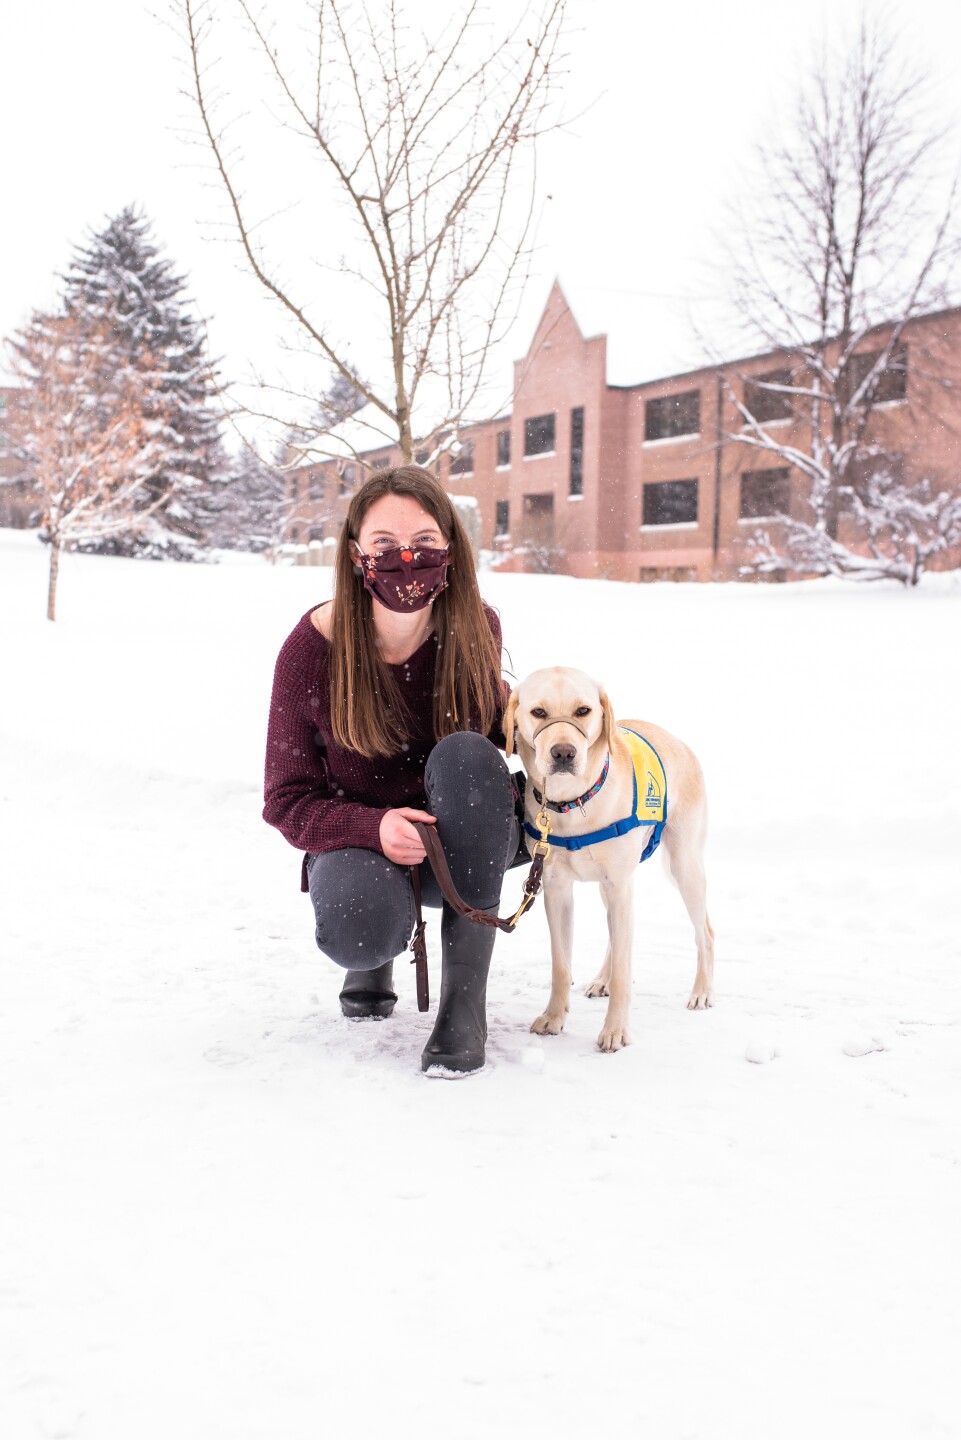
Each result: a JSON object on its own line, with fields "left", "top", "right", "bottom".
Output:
{"left": 504, "top": 667, "right": 625, "bottom": 784}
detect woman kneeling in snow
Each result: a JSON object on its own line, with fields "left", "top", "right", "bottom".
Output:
{"left": 263, "top": 466, "right": 519, "bottom": 1075}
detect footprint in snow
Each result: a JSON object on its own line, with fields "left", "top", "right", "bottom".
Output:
{"left": 203, "top": 1045, "right": 249, "bottom": 1068}
{"left": 842, "top": 1033, "right": 887, "bottom": 1057}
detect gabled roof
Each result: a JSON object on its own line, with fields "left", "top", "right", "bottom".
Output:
{"left": 519, "top": 275, "right": 717, "bottom": 387}
{"left": 521, "top": 277, "right": 961, "bottom": 393}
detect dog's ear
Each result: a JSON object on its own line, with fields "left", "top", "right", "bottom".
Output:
{"left": 503, "top": 688, "right": 519, "bottom": 758}
{"left": 599, "top": 687, "right": 627, "bottom": 759}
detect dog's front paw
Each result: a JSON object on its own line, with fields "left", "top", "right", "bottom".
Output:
{"left": 585, "top": 977, "right": 609, "bottom": 998}
{"left": 687, "top": 986, "right": 714, "bottom": 1010}
{"left": 530, "top": 1010, "right": 566, "bottom": 1036}
{"left": 596, "top": 1022, "right": 631, "bottom": 1052}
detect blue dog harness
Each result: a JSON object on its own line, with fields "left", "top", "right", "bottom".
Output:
{"left": 524, "top": 726, "right": 667, "bottom": 863}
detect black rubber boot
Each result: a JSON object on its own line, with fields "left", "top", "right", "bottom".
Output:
{"left": 339, "top": 960, "right": 397, "bottom": 1019}
{"left": 421, "top": 910, "right": 494, "bottom": 1074}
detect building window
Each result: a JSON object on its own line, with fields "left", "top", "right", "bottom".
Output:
{"left": 744, "top": 369, "right": 793, "bottom": 423}
{"left": 639, "top": 565, "right": 698, "bottom": 583}
{"left": 524, "top": 413, "right": 555, "bottom": 456}
{"left": 642, "top": 478, "right": 699, "bottom": 526}
{"left": 740, "top": 468, "right": 791, "bottom": 519}
{"left": 371, "top": 455, "right": 391, "bottom": 470}
{"left": 644, "top": 389, "right": 700, "bottom": 441}
{"left": 414, "top": 448, "right": 438, "bottom": 475}
{"left": 495, "top": 499, "right": 509, "bottom": 536}
{"left": 338, "top": 463, "right": 355, "bottom": 496}
{"left": 849, "top": 345, "right": 908, "bottom": 404}
{"left": 449, "top": 440, "right": 474, "bottom": 475}
{"left": 496, "top": 429, "right": 511, "bottom": 467}
{"left": 569, "top": 407, "right": 584, "bottom": 496}
{"left": 308, "top": 468, "right": 326, "bottom": 501}
{"left": 523, "top": 493, "right": 555, "bottom": 546}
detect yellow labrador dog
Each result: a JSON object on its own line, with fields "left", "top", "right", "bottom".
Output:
{"left": 505, "top": 667, "right": 714, "bottom": 1052}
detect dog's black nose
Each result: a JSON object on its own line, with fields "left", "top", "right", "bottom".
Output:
{"left": 550, "top": 742, "right": 576, "bottom": 766}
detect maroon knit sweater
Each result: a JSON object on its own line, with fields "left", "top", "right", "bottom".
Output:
{"left": 263, "top": 604, "right": 507, "bottom": 888}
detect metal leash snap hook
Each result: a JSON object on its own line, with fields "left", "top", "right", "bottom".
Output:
{"left": 532, "top": 804, "right": 552, "bottom": 856}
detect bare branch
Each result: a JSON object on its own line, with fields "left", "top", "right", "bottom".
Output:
{"left": 173, "top": 0, "right": 568, "bottom": 460}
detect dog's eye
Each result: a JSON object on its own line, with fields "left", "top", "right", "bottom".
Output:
{"left": 574, "top": 706, "right": 592, "bottom": 718}
{"left": 530, "top": 707, "right": 547, "bottom": 719}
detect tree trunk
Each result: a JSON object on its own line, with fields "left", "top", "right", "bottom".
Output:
{"left": 47, "top": 536, "right": 60, "bottom": 622}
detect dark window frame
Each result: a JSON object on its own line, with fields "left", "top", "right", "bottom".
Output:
{"left": 642, "top": 478, "right": 699, "bottom": 526}
{"left": 569, "top": 406, "right": 584, "bottom": 496}
{"left": 494, "top": 499, "right": 509, "bottom": 535}
{"left": 496, "top": 429, "right": 511, "bottom": 467}
{"left": 524, "top": 412, "right": 556, "bottom": 456}
{"left": 644, "top": 389, "right": 701, "bottom": 442}
{"left": 743, "top": 368, "right": 794, "bottom": 424}
{"left": 739, "top": 467, "right": 791, "bottom": 520}
{"left": 449, "top": 439, "right": 474, "bottom": 476}
{"left": 848, "top": 345, "right": 908, "bottom": 406}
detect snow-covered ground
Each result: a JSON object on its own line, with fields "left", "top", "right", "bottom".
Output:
{"left": 2, "top": 527, "right": 959, "bottom": 1440}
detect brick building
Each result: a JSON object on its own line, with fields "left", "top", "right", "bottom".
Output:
{"left": 284, "top": 281, "right": 961, "bottom": 580}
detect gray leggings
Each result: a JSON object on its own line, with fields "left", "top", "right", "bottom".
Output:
{"left": 306, "top": 732, "right": 521, "bottom": 971}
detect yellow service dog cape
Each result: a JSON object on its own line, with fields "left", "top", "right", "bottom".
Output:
{"left": 524, "top": 725, "right": 667, "bottom": 863}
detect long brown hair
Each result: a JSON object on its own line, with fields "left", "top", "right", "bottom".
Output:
{"left": 329, "top": 466, "right": 503, "bottom": 757}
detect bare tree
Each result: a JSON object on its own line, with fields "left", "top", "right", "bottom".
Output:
{"left": 720, "top": 19, "right": 961, "bottom": 581}
{"left": 175, "top": 0, "right": 566, "bottom": 463}
{"left": 5, "top": 312, "right": 171, "bottom": 620}
{"left": 749, "top": 463, "right": 961, "bottom": 587}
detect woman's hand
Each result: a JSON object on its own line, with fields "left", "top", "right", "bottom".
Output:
{"left": 379, "top": 807, "right": 437, "bottom": 865}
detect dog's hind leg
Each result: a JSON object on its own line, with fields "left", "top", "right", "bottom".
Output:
{"left": 530, "top": 874, "right": 574, "bottom": 1036}
{"left": 663, "top": 824, "right": 714, "bottom": 1010}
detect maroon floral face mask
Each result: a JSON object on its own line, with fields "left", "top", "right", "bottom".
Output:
{"left": 356, "top": 545, "right": 450, "bottom": 612}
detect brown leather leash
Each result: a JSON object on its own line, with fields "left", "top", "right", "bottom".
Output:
{"left": 406, "top": 809, "right": 552, "bottom": 1012}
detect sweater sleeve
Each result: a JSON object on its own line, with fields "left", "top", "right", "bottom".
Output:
{"left": 262, "top": 638, "right": 389, "bottom": 859}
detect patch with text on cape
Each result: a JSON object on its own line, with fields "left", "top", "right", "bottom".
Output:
{"left": 524, "top": 725, "right": 667, "bottom": 862}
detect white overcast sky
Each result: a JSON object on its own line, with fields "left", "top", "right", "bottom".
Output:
{"left": 3, "top": 0, "right": 960, "bottom": 443}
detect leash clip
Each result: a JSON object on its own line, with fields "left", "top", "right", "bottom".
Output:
{"left": 531, "top": 805, "right": 552, "bottom": 857}
{"left": 505, "top": 806, "right": 551, "bottom": 928}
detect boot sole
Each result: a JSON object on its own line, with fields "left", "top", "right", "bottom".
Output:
{"left": 421, "top": 1050, "right": 486, "bottom": 1075}
{"left": 340, "top": 995, "right": 397, "bottom": 1019}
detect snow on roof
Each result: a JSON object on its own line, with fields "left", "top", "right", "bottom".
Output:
{"left": 286, "top": 277, "right": 739, "bottom": 459}
{"left": 303, "top": 402, "right": 399, "bottom": 462}
{"left": 301, "top": 394, "right": 488, "bottom": 463}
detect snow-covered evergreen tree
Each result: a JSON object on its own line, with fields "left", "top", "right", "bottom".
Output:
{"left": 276, "top": 370, "right": 369, "bottom": 469}
{"left": 203, "top": 445, "right": 286, "bottom": 554}
{"left": 62, "top": 205, "right": 224, "bottom": 559}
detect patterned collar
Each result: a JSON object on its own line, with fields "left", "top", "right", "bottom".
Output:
{"left": 532, "top": 754, "right": 610, "bottom": 813}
